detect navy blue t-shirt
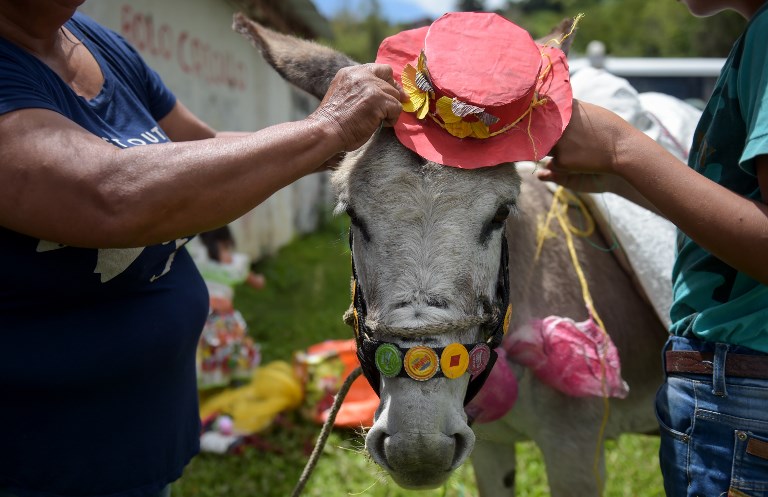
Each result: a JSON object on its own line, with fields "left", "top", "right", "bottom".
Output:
{"left": 0, "top": 13, "right": 209, "bottom": 497}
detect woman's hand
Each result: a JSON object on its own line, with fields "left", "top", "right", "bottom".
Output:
{"left": 309, "top": 63, "right": 406, "bottom": 152}
{"left": 536, "top": 99, "right": 669, "bottom": 213}
{"left": 537, "top": 100, "right": 643, "bottom": 193}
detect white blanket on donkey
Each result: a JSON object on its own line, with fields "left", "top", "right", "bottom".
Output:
{"left": 569, "top": 67, "right": 703, "bottom": 328}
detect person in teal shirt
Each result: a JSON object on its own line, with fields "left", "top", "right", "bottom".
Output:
{"left": 538, "top": 0, "right": 768, "bottom": 494}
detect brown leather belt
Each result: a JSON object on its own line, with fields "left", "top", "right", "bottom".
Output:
{"left": 666, "top": 350, "right": 768, "bottom": 379}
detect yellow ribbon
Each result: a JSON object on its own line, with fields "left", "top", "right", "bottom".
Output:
{"left": 534, "top": 185, "right": 609, "bottom": 497}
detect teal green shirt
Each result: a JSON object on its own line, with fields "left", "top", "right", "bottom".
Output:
{"left": 669, "top": 3, "right": 768, "bottom": 351}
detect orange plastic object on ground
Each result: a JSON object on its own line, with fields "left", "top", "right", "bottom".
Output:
{"left": 295, "top": 339, "right": 379, "bottom": 428}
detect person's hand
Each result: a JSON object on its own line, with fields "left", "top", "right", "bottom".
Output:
{"left": 309, "top": 63, "right": 406, "bottom": 152}
{"left": 536, "top": 100, "right": 640, "bottom": 193}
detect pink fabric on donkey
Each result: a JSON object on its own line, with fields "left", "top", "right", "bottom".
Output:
{"left": 464, "top": 347, "right": 518, "bottom": 424}
{"left": 504, "top": 315, "right": 629, "bottom": 399}
{"left": 465, "top": 313, "right": 628, "bottom": 424}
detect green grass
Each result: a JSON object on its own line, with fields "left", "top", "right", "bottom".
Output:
{"left": 231, "top": 216, "right": 354, "bottom": 364}
{"left": 174, "top": 216, "right": 664, "bottom": 497}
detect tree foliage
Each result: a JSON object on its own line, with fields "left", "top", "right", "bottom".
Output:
{"left": 319, "top": 0, "right": 746, "bottom": 61}
{"left": 505, "top": 0, "right": 745, "bottom": 57}
{"left": 457, "top": 0, "right": 486, "bottom": 11}
{"left": 318, "top": 0, "right": 402, "bottom": 63}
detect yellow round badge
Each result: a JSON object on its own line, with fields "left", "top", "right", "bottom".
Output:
{"left": 403, "top": 346, "right": 439, "bottom": 381}
{"left": 440, "top": 343, "right": 469, "bottom": 379}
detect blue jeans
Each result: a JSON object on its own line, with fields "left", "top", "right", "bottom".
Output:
{"left": 656, "top": 335, "right": 768, "bottom": 496}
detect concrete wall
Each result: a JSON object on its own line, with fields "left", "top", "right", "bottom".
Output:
{"left": 80, "top": 0, "right": 333, "bottom": 260}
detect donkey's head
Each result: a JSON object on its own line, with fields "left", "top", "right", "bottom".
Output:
{"left": 334, "top": 139, "right": 519, "bottom": 487}
{"left": 235, "top": 12, "right": 574, "bottom": 488}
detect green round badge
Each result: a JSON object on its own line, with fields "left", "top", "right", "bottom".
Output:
{"left": 375, "top": 343, "right": 403, "bottom": 377}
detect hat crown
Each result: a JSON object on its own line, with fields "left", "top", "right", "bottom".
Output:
{"left": 374, "top": 11, "right": 574, "bottom": 168}
{"left": 424, "top": 13, "right": 541, "bottom": 108}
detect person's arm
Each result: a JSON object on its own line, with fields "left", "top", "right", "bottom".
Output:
{"left": 158, "top": 86, "right": 355, "bottom": 172}
{"left": 0, "top": 63, "right": 403, "bottom": 249}
{"left": 156, "top": 100, "right": 217, "bottom": 141}
{"left": 537, "top": 161, "right": 662, "bottom": 216}
{"left": 539, "top": 100, "right": 768, "bottom": 285}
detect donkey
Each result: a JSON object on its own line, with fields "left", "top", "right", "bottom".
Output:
{"left": 233, "top": 14, "right": 669, "bottom": 496}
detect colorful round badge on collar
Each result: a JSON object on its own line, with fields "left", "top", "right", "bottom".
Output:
{"left": 375, "top": 343, "right": 403, "bottom": 377}
{"left": 468, "top": 344, "right": 492, "bottom": 377}
{"left": 440, "top": 343, "right": 469, "bottom": 379}
{"left": 404, "top": 346, "right": 439, "bottom": 381}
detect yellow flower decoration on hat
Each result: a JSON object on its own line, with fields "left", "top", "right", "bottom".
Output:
{"left": 435, "top": 97, "right": 494, "bottom": 139}
{"left": 402, "top": 50, "right": 510, "bottom": 140}
{"left": 401, "top": 51, "right": 432, "bottom": 119}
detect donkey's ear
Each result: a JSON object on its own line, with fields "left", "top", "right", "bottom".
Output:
{"left": 535, "top": 17, "right": 576, "bottom": 56}
{"left": 232, "top": 12, "right": 358, "bottom": 100}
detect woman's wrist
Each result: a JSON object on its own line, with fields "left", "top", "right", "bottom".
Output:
{"left": 305, "top": 107, "right": 349, "bottom": 153}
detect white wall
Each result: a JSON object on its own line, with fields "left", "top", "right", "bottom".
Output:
{"left": 80, "top": 0, "right": 332, "bottom": 260}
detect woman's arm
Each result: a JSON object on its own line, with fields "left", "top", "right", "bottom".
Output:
{"left": 0, "top": 64, "right": 403, "bottom": 248}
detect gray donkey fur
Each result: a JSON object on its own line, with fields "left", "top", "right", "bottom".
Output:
{"left": 234, "top": 13, "right": 668, "bottom": 495}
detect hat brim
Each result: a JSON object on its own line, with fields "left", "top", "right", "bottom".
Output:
{"left": 377, "top": 26, "right": 572, "bottom": 169}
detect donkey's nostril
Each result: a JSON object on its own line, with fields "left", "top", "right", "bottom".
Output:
{"left": 450, "top": 428, "right": 475, "bottom": 470}
{"left": 365, "top": 426, "right": 393, "bottom": 471}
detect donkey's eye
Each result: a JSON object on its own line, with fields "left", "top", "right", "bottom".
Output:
{"left": 491, "top": 204, "right": 511, "bottom": 226}
{"left": 346, "top": 207, "right": 371, "bottom": 242}
{"left": 479, "top": 203, "right": 513, "bottom": 245}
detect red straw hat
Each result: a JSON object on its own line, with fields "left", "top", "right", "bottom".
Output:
{"left": 375, "top": 12, "right": 573, "bottom": 169}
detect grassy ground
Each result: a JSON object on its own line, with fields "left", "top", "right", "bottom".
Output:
{"left": 173, "top": 216, "right": 665, "bottom": 497}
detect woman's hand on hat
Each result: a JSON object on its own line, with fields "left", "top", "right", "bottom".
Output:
{"left": 536, "top": 101, "right": 623, "bottom": 193}
{"left": 309, "top": 63, "right": 407, "bottom": 152}
{"left": 538, "top": 100, "right": 641, "bottom": 188}
{"left": 546, "top": 100, "right": 635, "bottom": 175}
{"left": 538, "top": 100, "right": 667, "bottom": 214}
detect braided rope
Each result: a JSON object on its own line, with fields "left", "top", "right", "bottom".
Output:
{"left": 343, "top": 306, "right": 496, "bottom": 338}
{"left": 290, "top": 367, "right": 363, "bottom": 497}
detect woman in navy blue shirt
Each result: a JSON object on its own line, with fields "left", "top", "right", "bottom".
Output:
{"left": 0, "top": 2, "right": 404, "bottom": 496}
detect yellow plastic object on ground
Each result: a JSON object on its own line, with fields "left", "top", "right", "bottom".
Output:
{"left": 199, "top": 360, "right": 303, "bottom": 434}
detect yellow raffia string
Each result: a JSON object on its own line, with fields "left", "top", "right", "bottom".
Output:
{"left": 528, "top": 13, "right": 584, "bottom": 159}
{"left": 539, "top": 52, "right": 554, "bottom": 81}
{"left": 534, "top": 186, "right": 609, "bottom": 497}
{"left": 428, "top": 93, "right": 548, "bottom": 141}
{"left": 543, "top": 13, "right": 585, "bottom": 49}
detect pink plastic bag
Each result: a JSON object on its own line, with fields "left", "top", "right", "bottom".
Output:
{"left": 504, "top": 315, "right": 629, "bottom": 399}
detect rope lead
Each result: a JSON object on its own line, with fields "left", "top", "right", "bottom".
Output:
{"left": 290, "top": 367, "right": 363, "bottom": 497}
